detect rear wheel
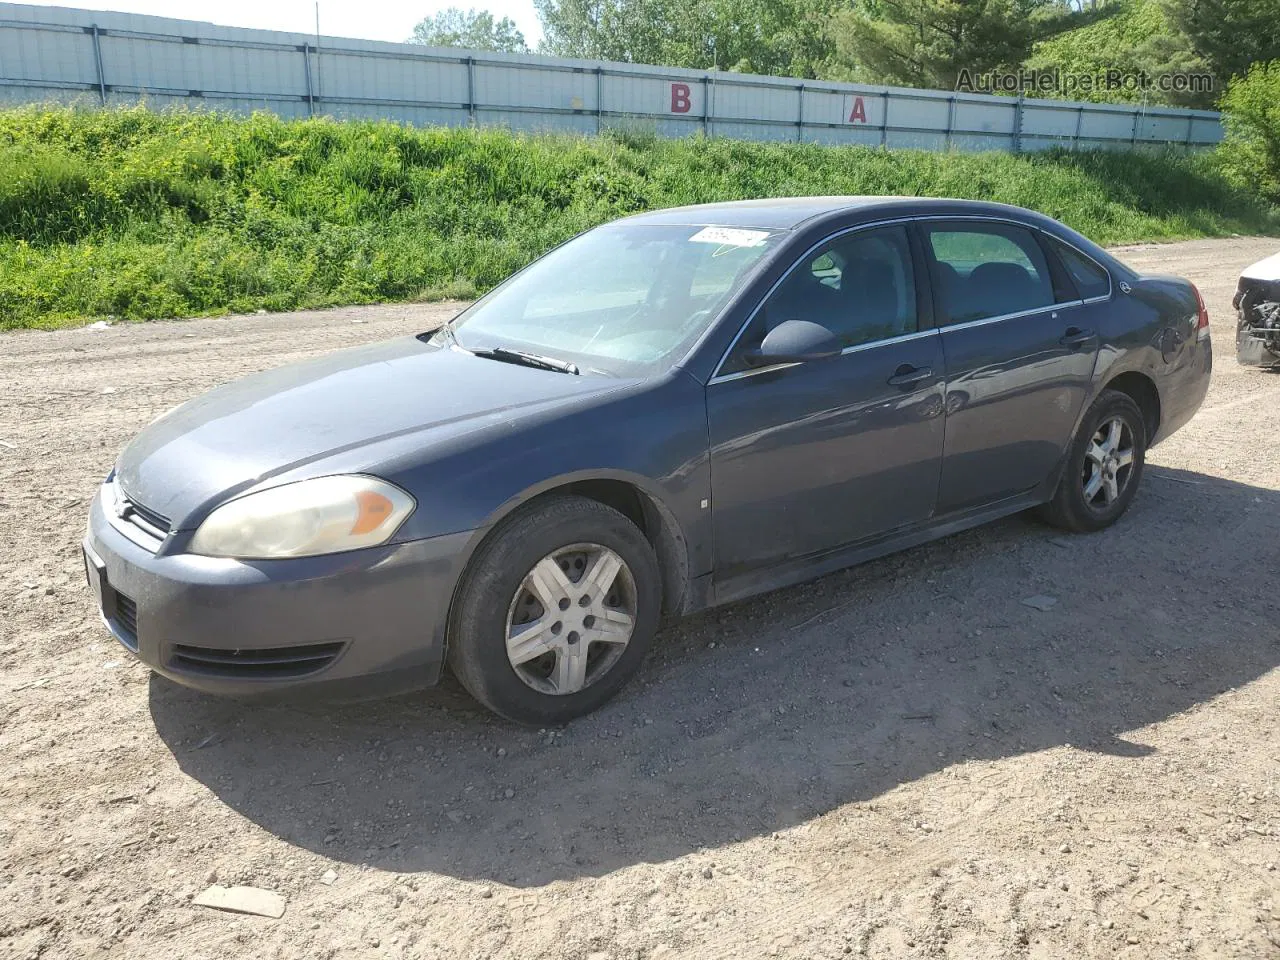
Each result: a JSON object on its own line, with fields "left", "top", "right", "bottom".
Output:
{"left": 448, "top": 495, "right": 661, "bottom": 725}
{"left": 1039, "top": 389, "right": 1147, "bottom": 533}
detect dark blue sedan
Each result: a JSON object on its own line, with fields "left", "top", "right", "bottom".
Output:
{"left": 84, "top": 197, "right": 1212, "bottom": 724}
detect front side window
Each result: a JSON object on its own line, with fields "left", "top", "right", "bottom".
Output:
{"left": 720, "top": 225, "right": 918, "bottom": 375}
{"left": 1047, "top": 237, "right": 1112, "bottom": 300}
{"left": 927, "top": 224, "right": 1055, "bottom": 323}
{"left": 441, "top": 223, "right": 782, "bottom": 376}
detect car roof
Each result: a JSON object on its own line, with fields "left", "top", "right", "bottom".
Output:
{"left": 620, "top": 196, "right": 1053, "bottom": 231}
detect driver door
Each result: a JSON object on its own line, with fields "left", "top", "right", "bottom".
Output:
{"left": 706, "top": 224, "right": 945, "bottom": 581}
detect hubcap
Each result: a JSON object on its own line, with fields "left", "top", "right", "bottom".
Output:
{"left": 1081, "top": 415, "right": 1135, "bottom": 509}
{"left": 504, "top": 543, "right": 637, "bottom": 696}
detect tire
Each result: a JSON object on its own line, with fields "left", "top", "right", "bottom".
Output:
{"left": 447, "top": 495, "right": 662, "bottom": 725}
{"left": 1039, "top": 389, "right": 1147, "bottom": 533}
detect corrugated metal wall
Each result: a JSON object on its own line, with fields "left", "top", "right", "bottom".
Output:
{"left": 0, "top": 2, "right": 1224, "bottom": 151}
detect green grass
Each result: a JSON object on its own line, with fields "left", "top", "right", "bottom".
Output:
{"left": 0, "top": 105, "right": 1276, "bottom": 330}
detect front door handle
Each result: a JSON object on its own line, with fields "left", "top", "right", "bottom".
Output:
{"left": 1059, "top": 327, "right": 1096, "bottom": 348}
{"left": 887, "top": 364, "right": 933, "bottom": 387}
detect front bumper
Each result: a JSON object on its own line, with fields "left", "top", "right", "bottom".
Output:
{"left": 1235, "top": 277, "right": 1280, "bottom": 368}
{"left": 85, "top": 487, "right": 473, "bottom": 697}
{"left": 1237, "top": 327, "right": 1279, "bottom": 367}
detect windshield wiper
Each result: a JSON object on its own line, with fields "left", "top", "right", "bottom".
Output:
{"left": 472, "top": 347, "right": 580, "bottom": 375}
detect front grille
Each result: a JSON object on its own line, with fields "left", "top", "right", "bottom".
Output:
{"left": 169, "top": 641, "right": 346, "bottom": 679}
{"left": 124, "top": 500, "right": 171, "bottom": 539}
{"left": 113, "top": 592, "right": 139, "bottom": 650}
{"left": 110, "top": 480, "right": 171, "bottom": 542}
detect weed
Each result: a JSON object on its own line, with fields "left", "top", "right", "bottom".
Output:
{"left": 0, "top": 105, "right": 1275, "bottom": 329}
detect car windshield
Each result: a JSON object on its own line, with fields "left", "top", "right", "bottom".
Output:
{"left": 437, "top": 222, "right": 784, "bottom": 376}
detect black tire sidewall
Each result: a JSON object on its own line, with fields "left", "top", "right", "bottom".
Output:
{"left": 1057, "top": 390, "right": 1147, "bottom": 532}
{"left": 448, "top": 496, "right": 662, "bottom": 725}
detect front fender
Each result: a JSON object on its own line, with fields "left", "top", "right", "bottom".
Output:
{"left": 386, "top": 374, "right": 712, "bottom": 632}
{"left": 460, "top": 465, "right": 701, "bottom": 616}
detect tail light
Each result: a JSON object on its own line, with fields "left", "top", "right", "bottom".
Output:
{"left": 1191, "top": 283, "right": 1210, "bottom": 340}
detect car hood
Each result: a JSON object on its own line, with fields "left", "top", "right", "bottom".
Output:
{"left": 1241, "top": 252, "right": 1280, "bottom": 283}
{"left": 115, "top": 337, "right": 628, "bottom": 527}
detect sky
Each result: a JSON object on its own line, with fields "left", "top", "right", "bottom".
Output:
{"left": 22, "top": 0, "right": 545, "bottom": 47}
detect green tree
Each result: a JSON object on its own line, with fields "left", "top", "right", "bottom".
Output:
{"left": 1027, "top": 0, "right": 1212, "bottom": 106}
{"left": 1218, "top": 59, "right": 1280, "bottom": 202}
{"left": 830, "top": 0, "right": 1053, "bottom": 90}
{"left": 1165, "top": 0, "right": 1280, "bottom": 84}
{"left": 534, "top": 0, "right": 837, "bottom": 77}
{"left": 409, "top": 7, "right": 529, "bottom": 53}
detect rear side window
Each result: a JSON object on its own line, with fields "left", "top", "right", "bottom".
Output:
{"left": 927, "top": 224, "right": 1055, "bottom": 323}
{"left": 1047, "top": 237, "right": 1112, "bottom": 300}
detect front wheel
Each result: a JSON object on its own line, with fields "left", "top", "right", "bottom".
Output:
{"left": 1039, "top": 389, "right": 1147, "bottom": 533}
{"left": 447, "top": 495, "right": 662, "bottom": 725}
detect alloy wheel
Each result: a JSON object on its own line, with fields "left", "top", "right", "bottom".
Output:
{"left": 1081, "top": 415, "right": 1135, "bottom": 509}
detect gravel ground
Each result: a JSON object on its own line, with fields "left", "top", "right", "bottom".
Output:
{"left": 1, "top": 237, "right": 1278, "bottom": 960}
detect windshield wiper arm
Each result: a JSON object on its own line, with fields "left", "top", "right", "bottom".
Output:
{"left": 472, "top": 347, "right": 580, "bottom": 375}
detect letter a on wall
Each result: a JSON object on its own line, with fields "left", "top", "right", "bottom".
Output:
{"left": 847, "top": 96, "right": 867, "bottom": 123}
{"left": 670, "top": 82, "right": 692, "bottom": 114}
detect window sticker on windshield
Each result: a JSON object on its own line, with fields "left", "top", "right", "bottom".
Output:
{"left": 688, "top": 227, "right": 770, "bottom": 248}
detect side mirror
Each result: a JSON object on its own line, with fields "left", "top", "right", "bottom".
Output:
{"left": 746, "top": 319, "right": 841, "bottom": 366}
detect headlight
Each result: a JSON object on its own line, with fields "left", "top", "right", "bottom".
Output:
{"left": 190, "top": 475, "right": 415, "bottom": 559}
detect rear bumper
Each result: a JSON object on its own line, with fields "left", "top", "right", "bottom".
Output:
{"left": 1153, "top": 336, "right": 1212, "bottom": 444}
{"left": 85, "top": 488, "right": 472, "bottom": 697}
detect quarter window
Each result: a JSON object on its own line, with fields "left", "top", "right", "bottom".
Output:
{"left": 720, "top": 225, "right": 917, "bottom": 375}
{"left": 1048, "top": 237, "right": 1112, "bottom": 300}
{"left": 927, "top": 224, "right": 1055, "bottom": 324}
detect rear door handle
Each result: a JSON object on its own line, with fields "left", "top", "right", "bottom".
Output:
{"left": 887, "top": 365, "right": 933, "bottom": 387}
{"left": 1059, "top": 327, "right": 1096, "bottom": 348}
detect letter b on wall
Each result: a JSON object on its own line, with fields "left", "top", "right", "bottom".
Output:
{"left": 670, "top": 82, "right": 692, "bottom": 114}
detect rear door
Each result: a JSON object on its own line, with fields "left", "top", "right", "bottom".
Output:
{"left": 922, "top": 220, "right": 1101, "bottom": 513}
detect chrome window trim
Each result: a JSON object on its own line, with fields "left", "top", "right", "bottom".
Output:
{"left": 709, "top": 327, "right": 939, "bottom": 385}
{"left": 1036, "top": 230, "right": 1115, "bottom": 304}
{"left": 708, "top": 212, "right": 1113, "bottom": 383}
{"left": 914, "top": 214, "right": 1031, "bottom": 227}
{"left": 709, "top": 216, "right": 917, "bottom": 382}
{"left": 920, "top": 217, "right": 1113, "bottom": 325}
{"left": 841, "top": 327, "right": 937, "bottom": 354}
{"left": 939, "top": 299, "right": 1085, "bottom": 333}
{"left": 709, "top": 360, "right": 804, "bottom": 385}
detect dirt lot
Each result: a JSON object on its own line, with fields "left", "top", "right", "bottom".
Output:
{"left": 1, "top": 237, "right": 1278, "bottom": 960}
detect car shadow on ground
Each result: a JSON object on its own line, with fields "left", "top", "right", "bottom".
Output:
{"left": 149, "top": 466, "right": 1280, "bottom": 887}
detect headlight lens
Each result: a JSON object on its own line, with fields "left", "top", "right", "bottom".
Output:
{"left": 190, "top": 475, "right": 415, "bottom": 559}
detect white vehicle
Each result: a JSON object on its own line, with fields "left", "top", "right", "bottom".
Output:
{"left": 1236, "top": 251, "right": 1280, "bottom": 367}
